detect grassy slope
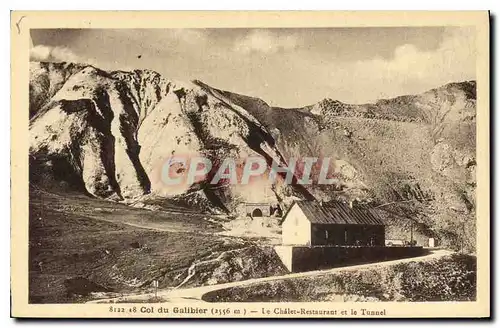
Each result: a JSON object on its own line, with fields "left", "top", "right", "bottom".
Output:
{"left": 29, "top": 189, "right": 286, "bottom": 303}
{"left": 29, "top": 190, "right": 220, "bottom": 303}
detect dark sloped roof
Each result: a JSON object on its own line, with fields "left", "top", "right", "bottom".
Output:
{"left": 294, "top": 201, "right": 384, "bottom": 226}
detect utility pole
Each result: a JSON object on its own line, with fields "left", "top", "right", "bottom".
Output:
{"left": 460, "top": 221, "right": 465, "bottom": 253}
{"left": 410, "top": 220, "right": 413, "bottom": 246}
{"left": 40, "top": 189, "right": 44, "bottom": 227}
{"left": 153, "top": 280, "right": 158, "bottom": 300}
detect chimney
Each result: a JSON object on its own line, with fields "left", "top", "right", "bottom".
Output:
{"left": 349, "top": 200, "right": 353, "bottom": 208}
{"left": 319, "top": 200, "right": 323, "bottom": 206}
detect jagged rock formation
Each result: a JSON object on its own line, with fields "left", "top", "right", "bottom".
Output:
{"left": 29, "top": 61, "right": 477, "bottom": 251}
{"left": 29, "top": 62, "right": 305, "bottom": 208}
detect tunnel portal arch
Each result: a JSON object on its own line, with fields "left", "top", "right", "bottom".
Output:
{"left": 245, "top": 203, "right": 271, "bottom": 218}
{"left": 252, "top": 208, "right": 263, "bottom": 217}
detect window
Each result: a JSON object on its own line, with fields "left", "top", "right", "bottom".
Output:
{"left": 325, "top": 230, "right": 329, "bottom": 239}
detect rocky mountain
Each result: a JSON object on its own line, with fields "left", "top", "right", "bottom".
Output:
{"left": 29, "top": 61, "right": 477, "bottom": 251}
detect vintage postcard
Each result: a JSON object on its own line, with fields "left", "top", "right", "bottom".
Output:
{"left": 11, "top": 11, "right": 490, "bottom": 318}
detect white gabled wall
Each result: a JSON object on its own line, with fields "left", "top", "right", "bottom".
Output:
{"left": 282, "top": 204, "right": 311, "bottom": 245}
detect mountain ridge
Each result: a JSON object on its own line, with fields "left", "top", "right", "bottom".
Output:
{"left": 29, "top": 61, "right": 477, "bottom": 251}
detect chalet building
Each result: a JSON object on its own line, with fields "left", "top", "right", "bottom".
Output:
{"left": 281, "top": 201, "right": 385, "bottom": 246}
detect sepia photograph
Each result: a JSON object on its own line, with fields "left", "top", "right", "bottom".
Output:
{"left": 11, "top": 11, "right": 490, "bottom": 318}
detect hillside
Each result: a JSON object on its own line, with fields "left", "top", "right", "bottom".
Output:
{"left": 208, "top": 81, "right": 476, "bottom": 250}
{"left": 202, "top": 253, "right": 477, "bottom": 302}
{"left": 29, "top": 61, "right": 476, "bottom": 251}
{"left": 29, "top": 188, "right": 287, "bottom": 303}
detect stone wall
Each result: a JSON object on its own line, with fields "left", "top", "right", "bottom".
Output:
{"left": 275, "top": 245, "right": 425, "bottom": 272}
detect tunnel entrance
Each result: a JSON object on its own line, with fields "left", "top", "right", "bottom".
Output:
{"left": 245, "top": 203, "right": 271, "bottom": 217}
{"left": 252, "top": 208, "right": 263, "bottom": 217}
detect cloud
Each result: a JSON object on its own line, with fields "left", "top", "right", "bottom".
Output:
{"left": 368, "top": 27, "right": 474, "bottom": 82}
{"left": 167, "top": 29, "right": 207, "bottom": 45}
{"left": 110, "top": 29, "right": 208, "bottom": 48}
{"left": 307, "top": 27, "right": 476, "bottom": 103}
{"left": 234, "top": 30, "right": 298, "bottom": 54}
{"left": 30, "top": 45, "right": 86, "bottom": 64}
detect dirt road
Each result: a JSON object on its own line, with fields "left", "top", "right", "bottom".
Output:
{"left": 89, "top": 248, "right": 453, "bottom": 304}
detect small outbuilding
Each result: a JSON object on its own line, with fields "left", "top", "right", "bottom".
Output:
{"left": 281, "top": 200, "right": 385, "bottom": 246}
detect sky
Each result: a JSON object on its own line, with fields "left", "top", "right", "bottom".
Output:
{"left": 30, "top": 27, "right": 476, "bottom": 107}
